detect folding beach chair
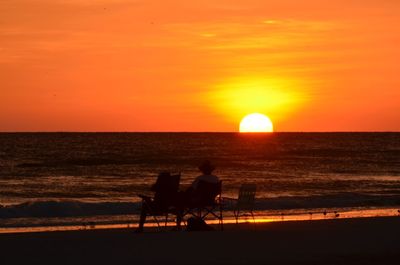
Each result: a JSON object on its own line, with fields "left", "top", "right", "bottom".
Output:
{"left": 137, "top": 172, "right": 181, "bottom": 229}
{"left": 183, "top": 180, "right": 223, "bottom": 230}
{"left": 233, "top": 184, "right": 257, "bottom": 224}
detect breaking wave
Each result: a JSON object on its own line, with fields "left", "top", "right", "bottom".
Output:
{"left": 0, "top": 201, "right": 140, "bottom": 219}
{"left": 1, "top": 193, "right": 400, "bottom": 219}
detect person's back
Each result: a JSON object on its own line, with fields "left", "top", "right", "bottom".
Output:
{"left": 191, "top": 173, "right": 219, "bottom": 189}
{"left": 151, "top": 171, "right": 180, "bottom": 209}
{"left": 186, "top": 160, "right": 219, "bottom": 206}
{"left": 192, "top": 180, "right": 221, "bottom": 206}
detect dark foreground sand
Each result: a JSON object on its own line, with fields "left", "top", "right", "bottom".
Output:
{"left": 1, "top": 216, "right": 399, "bottom": 265}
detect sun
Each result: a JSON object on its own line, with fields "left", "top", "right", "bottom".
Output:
{"left": 239, "top": 113, "right": 274, "bottom": 133}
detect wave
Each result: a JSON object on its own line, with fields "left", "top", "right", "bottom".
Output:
{"left": 1, "top": 193, "right": 400, "bottom": 219}
{"left": 16, "top": 158, "right": 136, "bottom": 168}
{"left": 252, "top": 193, "right": 400, "bottom": 211}
{"left": 0, "top": 201, "right": 140, "bottom": 219}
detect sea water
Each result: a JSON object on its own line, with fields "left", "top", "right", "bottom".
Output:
{"left": 0, "top": 133, "right": 399, "bottom": 231}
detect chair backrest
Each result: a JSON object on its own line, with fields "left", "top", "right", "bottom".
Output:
{"left": 237, "top": 184, "right": 256, "bottom": 210}
{"left": 192, "top": 180, "right": 222, "bottom": 206}
{"left": 153, "top": 173, "right": 181, "bottom": 207}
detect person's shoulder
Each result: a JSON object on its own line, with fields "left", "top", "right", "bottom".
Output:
{"left": 197, "top": 174, "right": 219, "bottom": 182}
{"left": 208, "top": 174, "right": 219, "bottom": 182}
{"left": 195, "top": 174, "right": 205, "bottom": 180}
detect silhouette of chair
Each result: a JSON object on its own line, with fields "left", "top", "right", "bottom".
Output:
{"left": 183, "top": 180, "right": 223, "bottom": 230}
{"left": 233, "top": 184, "right": 257, "bottom": 224}
{"left": 137, "top": 172, "right": 181, "bottom": 229}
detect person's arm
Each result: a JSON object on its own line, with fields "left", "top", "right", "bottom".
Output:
{"left": 191, "top": 179, "right": 199, "bottom": 190}
{"left": 191, "top": 175, "right": 203, "bottom": 190}
{"left": 151, "top": 178, "right": 161, "bottom": 191}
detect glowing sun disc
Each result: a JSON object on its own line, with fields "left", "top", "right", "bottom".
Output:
{"left": 239, "top": 113, "right": 274, "bottom": 133}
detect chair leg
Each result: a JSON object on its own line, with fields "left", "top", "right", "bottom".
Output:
{"left": 234, "top": 209, "right": 239, "bottom": 224}
{"left": 219, "top": 205, "right": 224, "bottom": 231}
{"left": 251, "top": 211, "right": 255, "bottom": 224}
{"left": 152, "top": 215, "right": 161, "bottom": 229}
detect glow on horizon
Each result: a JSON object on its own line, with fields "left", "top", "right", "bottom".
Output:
{"left": 206, "top": 76, "right": 305, "bottom": 128}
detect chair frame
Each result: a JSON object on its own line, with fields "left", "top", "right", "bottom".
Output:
{"left": 137, "top": 173, "right": 181, "bottom": 230}
{"left": 138, "top": 195, "right": 177, "bottom": 229}
{"left": 183, "top": 181, "right": 224, "bottom": 230}
{"left": 233, "top": 184, "right": 257, "bottom": 224}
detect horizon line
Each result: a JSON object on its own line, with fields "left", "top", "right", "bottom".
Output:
{"left": 0, "top": 131, "right": 399, "bottom": 133}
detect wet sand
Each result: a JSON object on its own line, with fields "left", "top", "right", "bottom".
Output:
{"left": 1, "top": 216, "right": 399, "bottom": 265}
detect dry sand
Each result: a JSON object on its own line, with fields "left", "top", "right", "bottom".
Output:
{"left": 1, "top": 216, "right": 399, "bottom": 265}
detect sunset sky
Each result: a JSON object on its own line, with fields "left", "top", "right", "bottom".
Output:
{"left": 1, "top": 0, "right": 399, "bottom": 132}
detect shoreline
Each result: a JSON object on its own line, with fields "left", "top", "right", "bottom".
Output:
{"left": 1, "top": 216, "right": 399, "bottom": 265}
{"left": 1, "top": 206, "right": 399, "bottom": 234}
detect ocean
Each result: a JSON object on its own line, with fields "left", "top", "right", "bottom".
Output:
{"left": 0, "top": 132, "right": 399, "bottom": 230}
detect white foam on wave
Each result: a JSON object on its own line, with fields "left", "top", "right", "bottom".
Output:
{"left": 0, "top": 200, "right": 140, "bottom": 219}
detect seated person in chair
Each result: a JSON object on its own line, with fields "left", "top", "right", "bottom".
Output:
{"left": 179, "top": 161, "right": 223, "bottom": 230}
{"left": 136, "top": 171, "right": 181, "bottom": 232}
{"left": 191, "top": 160, "right": 219, "bottom": 190}
{"left": 182, "top": 160, "right": 220, "bottom": 208}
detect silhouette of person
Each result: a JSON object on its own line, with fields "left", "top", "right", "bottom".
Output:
{"left": 136, "top": 171, "right": 180, "bottom": 232}
{"left": 175, "top": 160, "right": 220, "bottom": 222}
{"left": 136, "top": 162, "right": 219, "bottom": 232}
{"left": 190, "top": 160, "right": 219, "bottom": 190}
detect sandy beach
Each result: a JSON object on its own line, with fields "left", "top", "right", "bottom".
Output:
{"left": 1, "top": 216, "right": 399, "bottom": 265}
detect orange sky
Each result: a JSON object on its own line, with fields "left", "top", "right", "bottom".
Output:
{"left": 1, "top": 0, "right": 399, "bottom": 132}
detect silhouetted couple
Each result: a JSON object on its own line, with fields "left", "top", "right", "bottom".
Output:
{"left": 136, "top": 160, "right": 219, "bottom": 232}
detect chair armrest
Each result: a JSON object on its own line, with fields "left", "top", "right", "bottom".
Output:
{"left": 221, "top": 196, "right": 237, "bottom": 201}
{"left": 137, "top": 194, "right": 152, "bottom": 201}
{"left": 220, "top": 197, "right": 237, "bottom": 208}
{"left": 221, "top": 197, "right": 238, "bottom": 204}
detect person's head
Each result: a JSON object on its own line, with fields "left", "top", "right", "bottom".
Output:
{"left": 198, "top": 160, "right": 215, "bottom": 175}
